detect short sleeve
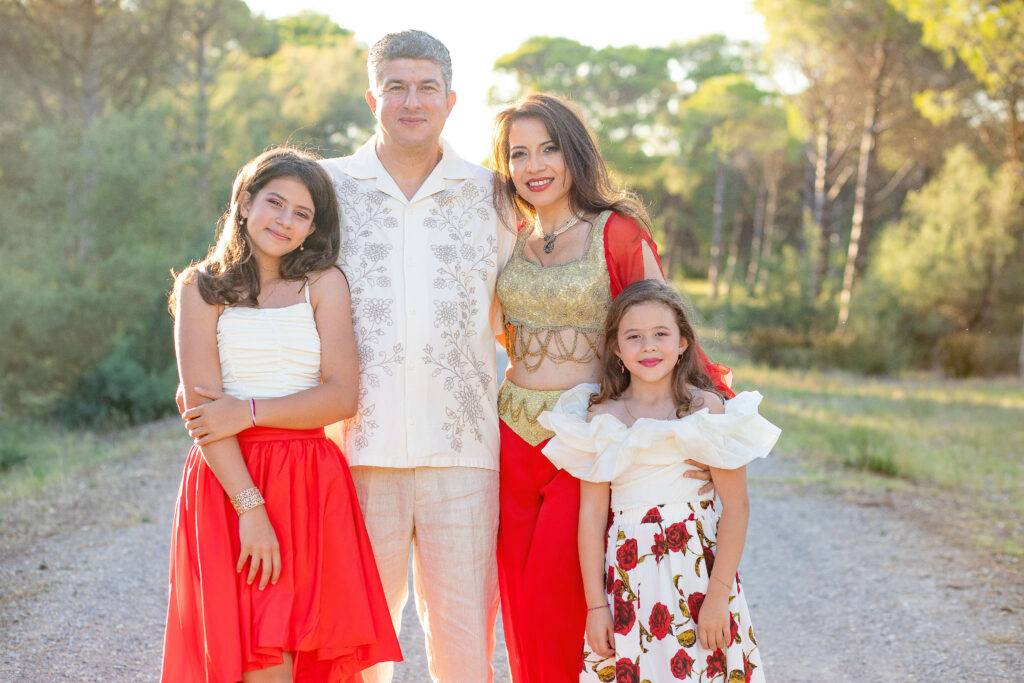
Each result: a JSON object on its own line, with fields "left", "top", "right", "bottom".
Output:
{"left": 603, "top": 212, "right": 663, "bottom": 298}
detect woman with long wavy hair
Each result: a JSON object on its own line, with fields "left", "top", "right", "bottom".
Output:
{"left": 491, "top": 93, "right": 734, "bottom": 681}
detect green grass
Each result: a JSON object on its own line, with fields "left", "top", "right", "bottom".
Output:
{"left": 0, "top": 419, "right": 174, "bottom": 508}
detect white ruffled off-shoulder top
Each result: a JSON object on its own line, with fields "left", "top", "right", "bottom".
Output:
{"left": 538, "top": 383, "right": 782, "bottom": 512}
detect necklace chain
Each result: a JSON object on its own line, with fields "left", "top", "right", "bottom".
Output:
{"left": 535, "top": 210, "right": 585, "bottom": 254}
{"left": 622, "top": 395, "right": 677, "bottom": 422}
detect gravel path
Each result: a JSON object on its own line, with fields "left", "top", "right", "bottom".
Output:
{"left": 1, "top": 420, "right": 1021, "bottom": 682}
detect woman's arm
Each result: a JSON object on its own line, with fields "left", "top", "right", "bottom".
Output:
{"left": 184, "top": 268, "right": 359, "bottom": 442}
{"left": 579, "top": 479, "right": 615, "bottom": 659}
{"left": 697, "top": 464, "right": 750, "bottom": 651}
{"left": 175, "top": 279, "right": 280, "bottom": 589}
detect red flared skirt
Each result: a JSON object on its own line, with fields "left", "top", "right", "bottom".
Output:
{"left": 161, "top": 426, "right": 401, "bottom": 682}
{"left": 497, "top": 421, "right": 587, "bottom": 683}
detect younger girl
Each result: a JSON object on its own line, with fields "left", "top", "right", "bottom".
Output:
{"left": 538, "top": 279, "right": 780, "bottom": 682}
{"left": 162, "top": 147, "right": 400, "bottom": 682}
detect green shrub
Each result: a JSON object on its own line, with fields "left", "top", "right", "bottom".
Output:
{"left": 936, "top": 332, "right": 1021, "bottom": 378}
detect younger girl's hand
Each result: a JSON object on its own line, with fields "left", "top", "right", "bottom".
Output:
{"left": 183, "top": 387, "right": 250, "bottom": 444}
{"left": 697, "top": 596, "right": 731, "bottom": 651}
{"left": 236, "top": 506, "right": 281, "bottom": 590}
{"left": 585, "top": 605, "right": 616, "bottom": 659}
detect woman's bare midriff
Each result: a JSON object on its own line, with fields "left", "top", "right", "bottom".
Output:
{"left": 504, "top": 328, "right": 606, "bottom": 390}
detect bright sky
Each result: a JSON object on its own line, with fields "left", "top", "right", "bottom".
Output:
{"left": 245, "top": 0, "right": 767, "bottom": 163}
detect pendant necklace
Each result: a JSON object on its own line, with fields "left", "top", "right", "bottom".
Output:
{"left": 536, "top": 210, "right": 585, "bottom": 253}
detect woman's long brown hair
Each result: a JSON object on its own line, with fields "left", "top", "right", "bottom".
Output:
{"left": 590, "top": 280, "right": 723, "bottom": 417}
{"left": 170, "top": 146, "right": 340, "bottom": 313}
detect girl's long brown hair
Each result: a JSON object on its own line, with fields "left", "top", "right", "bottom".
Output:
{"left": 590, "top": 279, "right": 723, "bottom": 417}
{"left": 491, "top": 93, "right": 652, "bottom": 235}
{"left": 171, "top": 146, "right": 340, "bottom": 313}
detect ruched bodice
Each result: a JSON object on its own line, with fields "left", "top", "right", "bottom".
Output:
{"left": 217, "top": 291, "right": 320, "bottom": 400}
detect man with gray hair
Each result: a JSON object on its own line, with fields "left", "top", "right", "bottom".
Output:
{"left": 321, "top": 29, "right": 513, "bottom": 683}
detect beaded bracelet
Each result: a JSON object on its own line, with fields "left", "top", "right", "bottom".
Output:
{"left": 230, "top": 486, "right": 265, "bottom": 515}
{"left": 249, "top": 398, "right": 257, "bottom": 427}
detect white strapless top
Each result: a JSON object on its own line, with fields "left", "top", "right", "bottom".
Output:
{"left": 216, "top": 284, "right": 320, "bottom": 400}
{"left": 538, "top": 384, "right": 781, "bottom": 512}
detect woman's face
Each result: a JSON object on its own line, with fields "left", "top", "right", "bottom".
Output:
{"left": 507, "top": 116, "right": 573, "bottom": 216}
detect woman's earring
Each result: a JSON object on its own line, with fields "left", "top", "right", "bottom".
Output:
{"left": 676, "top": 355, "right": 682, "bottom": 366}
{"left": 300, "top": 242, "right": 305, "bottom": 252}
{"left": 618, "top": 358, "right": 626, "bottom": 373}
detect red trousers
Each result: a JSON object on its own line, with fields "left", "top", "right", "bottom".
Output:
{"left": 497, "top": 420, "right": 587, "bottom": 683}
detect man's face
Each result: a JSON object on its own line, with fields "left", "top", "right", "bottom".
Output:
{"left": 366, "top": 58, "right": 456, "bottom": 152}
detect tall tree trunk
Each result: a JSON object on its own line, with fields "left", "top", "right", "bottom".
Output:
{"left": 196, "top": 19, "right": 211, "bottom": 202}
{"left": 838, "top": 40, "right": 887, "bottom": 327}
{"left": 758, "top": 166, "right": 780, "bottom": 289}
{"left": 746, "top": 179, "right": 767, "bottom": 287}
{"left": 76, "top": 2, "right": 101, "bottom": 260}
{"left": 722, "top": 209, "right": 743, "bottom": 300}
{"left": 708, "top": 154, "right": 726, "bottom": 301}
{"left": 811, "top": 105, "right": 831, "bottom": 298}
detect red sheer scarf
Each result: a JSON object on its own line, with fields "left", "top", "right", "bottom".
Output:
{"left": 603, "top": 212, "right": 734, "bottom": 398}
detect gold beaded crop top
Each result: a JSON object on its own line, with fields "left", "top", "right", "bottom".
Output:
{"left": 496, "top": 210, "right": 612, "bottom": 371}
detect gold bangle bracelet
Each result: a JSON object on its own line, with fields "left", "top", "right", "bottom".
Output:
{"left": 230, "top": 486, "right": 265, "bottom": 515}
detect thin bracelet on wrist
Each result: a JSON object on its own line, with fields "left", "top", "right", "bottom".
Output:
{"left": 711, "top": 573, "right": 732, "bottom": 590}
{"left": 587, "top": 603, "right": 609, "bottom": 612}
{"left": 230, "top": 486, "right": 265, "bottom": 515}
{"left": 249, "top": 397, "right": 257, "bottom": 427}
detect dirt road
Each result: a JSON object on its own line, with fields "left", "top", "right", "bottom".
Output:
{"left": 1, "top": 420, "right": 1021, "bottom": 682}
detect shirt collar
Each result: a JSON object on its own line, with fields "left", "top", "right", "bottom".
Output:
{"left": 343, "top": 135, "right": 477, "bottom": 184}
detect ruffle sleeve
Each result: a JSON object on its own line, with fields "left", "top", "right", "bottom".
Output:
{"left": 628, "top": 391, "right": 781, "bottom": 469}
{"left": 539, "top": 385, "right": 781, "bottom": 480}
{"left": 537, "top": 383, "right": 636, "bottom": 483}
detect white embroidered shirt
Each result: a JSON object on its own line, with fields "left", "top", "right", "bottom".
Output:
{"left": 322, "top": 137, "right": 515, "bottom": 470}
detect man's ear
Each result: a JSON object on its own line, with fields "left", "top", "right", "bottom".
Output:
{"left": 365, "top": 89, "right": 378, "bottom": 115}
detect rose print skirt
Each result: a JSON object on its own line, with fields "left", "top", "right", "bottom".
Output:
{"left": 581, "top": 499, "right": 764, "bottom": 683}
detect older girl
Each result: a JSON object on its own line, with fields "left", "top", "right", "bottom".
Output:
{"left": 162, "top": 147, "right": 400, "bottom": 682}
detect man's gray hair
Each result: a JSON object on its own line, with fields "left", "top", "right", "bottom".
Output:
{"left": 367, "top": 29, "right": 453, "bottom": 93}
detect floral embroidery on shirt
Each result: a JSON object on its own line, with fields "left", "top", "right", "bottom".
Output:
{"left": 337, "top": 179, "right": 404, "bottom": 448}
{"left": 421, "top": 182, "right": 498, "bottom": 451}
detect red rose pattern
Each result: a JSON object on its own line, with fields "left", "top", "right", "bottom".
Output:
{"left": 648, "top": 602, "right": 672, "bottom": 640}
{"left": 616, "top": 538, "right": 639, "bottom": 570}
{"left": 613, "top": 593, "right": 636, "bottom": 635}
{"left": 584, "top": 506, "right": 763, "bottom": 682}
{"left": 687, "top": 592, "right": 706, "bottom": 625}
{"left": 615, "top": 658, "right": 640, "bottom": 683}
{"left": 670, "top": 648, "right": 695, "bottom": 679}
{"left": 665, "top": 522, "right": 691, "bottom": 552}
{"left": 641, "top": 507, "right": 663, "bottom": 523}
{"left": 706, "top": 649, "right": 726, "bottom": 678}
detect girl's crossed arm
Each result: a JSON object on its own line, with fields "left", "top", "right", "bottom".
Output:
{"left": 579, "top": 479, "right": 615, "bottom": 659}
{"left": 183, "top": 268, "right": 359, "bottom": 443}
{"left": 175, "top": 279, "right": 280, "bottom": 590}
